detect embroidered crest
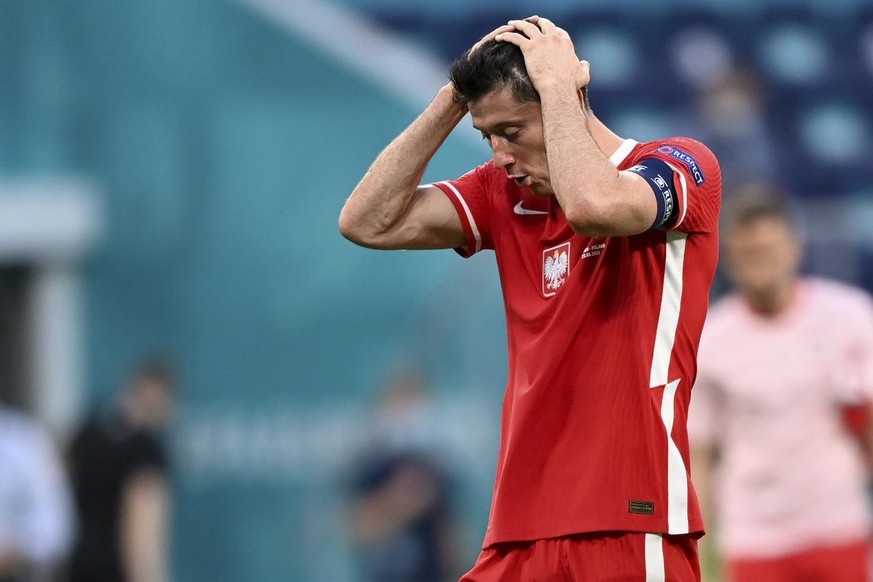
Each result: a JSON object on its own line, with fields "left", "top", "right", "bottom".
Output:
{"left": 542, "top": 242, "right": 571, "bottom": 297}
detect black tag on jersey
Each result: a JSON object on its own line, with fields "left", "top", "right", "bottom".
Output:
{"left": 628, "top": 500, "right": 655, "bottom": 515}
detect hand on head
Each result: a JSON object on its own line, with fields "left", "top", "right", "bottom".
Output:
{"left": 470, "top": 23, "right": 517, "bottom": 55}
{"left": 493, "top": 16, "right": 590, "bottom": 93}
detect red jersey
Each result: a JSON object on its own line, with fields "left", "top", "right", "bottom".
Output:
{"left": 433, "top": 138, "right": 721, "bottom": 547}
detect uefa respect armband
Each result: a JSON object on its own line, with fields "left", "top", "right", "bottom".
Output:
{"left": 626, "top": 158, "right": 680, "bottom": 230}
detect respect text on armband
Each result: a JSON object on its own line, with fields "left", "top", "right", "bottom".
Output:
{"left": 657, "top": 146, "right": 705, "bottom": 186}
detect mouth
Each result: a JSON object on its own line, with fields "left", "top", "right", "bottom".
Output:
{"left": 510, "top": 175, "right": 531, "bottom": 187}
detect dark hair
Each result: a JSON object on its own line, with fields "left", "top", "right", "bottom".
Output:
{"left": 449, "top": 38, "right": 590, "bottom": 109}
{"left": 722, "top": 184, "right": 799, "bottom": 232}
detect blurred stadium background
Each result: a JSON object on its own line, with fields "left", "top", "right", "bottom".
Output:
{"left": 0, "top": 0, "right": 872, "bottom": 580}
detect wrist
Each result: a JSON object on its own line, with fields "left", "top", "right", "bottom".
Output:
{"left": 538, "top": 78, "right": 583, "bottom": 102}
{"left": 539, "top": 82, "right": 590, "bottom": 123}
{"left": 430, "top": 83, "right": 468, "bottom": 122}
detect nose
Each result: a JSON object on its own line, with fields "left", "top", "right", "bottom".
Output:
{"left": 491, "top": 141, "right": 515, "bottom": 170}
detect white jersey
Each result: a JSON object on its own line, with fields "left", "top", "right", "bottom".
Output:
{"left": 0, "top": 406, "right": 75, "bottom": 563}
{"left": 689, "top": 278, "right": 873, "bottom": 558}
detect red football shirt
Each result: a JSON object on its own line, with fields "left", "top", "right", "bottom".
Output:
{"left": 433, "top": 138, "right": 722, "bottom": 547}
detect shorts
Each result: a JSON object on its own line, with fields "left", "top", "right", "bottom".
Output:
{"left": 727, "top": 538, "right": 870, "bottom": 582}
{"left": 460, "top": 531, "right": 700, "bottom": 581}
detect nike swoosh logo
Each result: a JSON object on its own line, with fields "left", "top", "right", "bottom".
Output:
{"left": 513, "top": 201, "right": 548, "bottom": 215}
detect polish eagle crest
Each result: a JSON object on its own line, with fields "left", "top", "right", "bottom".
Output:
{"left": 543, "top": 243, "right": 570, "bottom": 296}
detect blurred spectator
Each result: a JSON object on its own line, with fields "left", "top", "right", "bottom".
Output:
{"left": 688, "top": 67, "right": 780, "bottom": 193}
{"left": 0, "top": 404, "right": 74, "bottom": 582}
{"left": 68, "top": 359, "right": 176, "bottom": 582}
{"left": 689, "top": 186, "right": 873, "bottom": 582}
{"left": 349, "top": 370, "right": 462, "bottom": 582}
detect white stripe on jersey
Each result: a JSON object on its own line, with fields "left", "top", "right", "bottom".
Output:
{"left": 650, "top": 232, "right": 687, "bottom": 387}
{"left": 435, "top": 181, "right": 481, "bottom": 254}
{"left": 644, "top": 533, "right": 666, "bottom": 581}
{"left": 661, "top": 379, "right": 689, "bottom": 533}
{"left": 650, "top": 231, "right": 690, "bottom": 534}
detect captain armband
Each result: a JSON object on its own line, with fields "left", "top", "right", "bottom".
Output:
{"left": 625, "top": 158, "right": 681, "bottom": 230}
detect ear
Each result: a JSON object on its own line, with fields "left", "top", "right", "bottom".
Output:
{"left": 577, "top": 59, "right": 591, "bottom": 89}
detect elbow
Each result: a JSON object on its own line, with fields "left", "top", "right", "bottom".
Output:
{"left": 563, "top": 201, "right": 614, "bottom": 238}
{"left": 338, "top": 213, "right": 372, "bottom": 247}
{"left": 566, "top": 217, "right": 614, "bottom": 238}
{"left": 337, "top": 191, "right": 368, "bottom": 244}
{"left": 562, "top": 194, "right": 651, "bottom": 237}
{"left": 337, "top": 209, "right": 361, "bottom": 243}
{"left": 338, "top": 205, "right": 386, "bottom": 248}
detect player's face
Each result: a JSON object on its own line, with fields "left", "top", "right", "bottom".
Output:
{"left": 133, "top": 378, "right": 175, "bottom": 429}
{"left": 468, "top": 87, "right": 552, "bottom": 196}
{"left": 724, "top": 217, "right": 802, "bottom": 302}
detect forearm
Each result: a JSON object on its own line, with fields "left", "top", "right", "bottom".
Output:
{"left": 121, "top": 472, "right": 171, "bottom": 582}
{"left": 539, "top": 84, "right": 621, "bottom": 233}
{"left": 339, "top": 85, "right": 466, "bottom": 241}
{"left": 353, "top": 493, "right": 412, "bottom": 542}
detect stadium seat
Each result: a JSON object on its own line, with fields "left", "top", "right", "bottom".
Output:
{"left": 758, "top": 23, "right": 829, "bottom": 86}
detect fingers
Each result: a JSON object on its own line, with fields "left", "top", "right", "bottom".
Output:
{"left": 494, "top": 17, "right": 574, "bottom": 52}
{"left": 471, "top": 24, "right": 516, "bottom": 54}
{"left": 507, "top": 18, "right": 543, "bottom": 39}
{"left": 503, "top": 17, "right": 569, "bottom": 41}
{"left": 494, "top": 30, "right": 531, "bottom": 47}
{"left": 530, "top": 16, "right": 558, "bottom": 35}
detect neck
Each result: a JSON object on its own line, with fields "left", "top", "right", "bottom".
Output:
{"left": 746, "top": 280, "right": 797, "bottom": 316}
{"left": 587, "top": 112, "right": 626, "bottom": 160}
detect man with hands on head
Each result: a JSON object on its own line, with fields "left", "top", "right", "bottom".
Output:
{"left": 340, "top": 16, "right": 721, "bottom": 581}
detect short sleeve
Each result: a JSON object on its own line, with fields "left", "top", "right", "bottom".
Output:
{"left": 830, "top": 292, "right": 873, "bottom": 405}
{"left": 126, "top": 431, "right": 169, "bottom": 478}
{"left": 430, "top": 164, "right": 494, "bottom": 258}
{"left": 640, "top": 139, "right": 722, "bottom": 235}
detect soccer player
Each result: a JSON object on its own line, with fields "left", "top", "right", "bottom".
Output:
{"left": 69, "top": 359, "right": 176, "bottom": 582}
{"left": 689, "top": 188, "right": 873, "bottom": 582}
{"left": 340, "top": 16, "right": 722, "bottom": 580}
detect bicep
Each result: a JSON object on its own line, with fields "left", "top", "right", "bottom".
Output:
{"left": 606, "top": 155, "right": 688, "bottom": 236}
{"left": 362, "top": 185, "right": 466, "bottom": 250}
{"left": 609, "top": 171, "right": 660, "bottom": 235}
{"left": 575, "top": 171, "right": 658, "bottom": 237}
{"left": 568, "top": 168, "right": 661, "bottom": 237}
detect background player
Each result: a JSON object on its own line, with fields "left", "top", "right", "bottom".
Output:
{"left": 0, "top": 403, "right": 74, "bottom": 582}
{"left": 689, "top": 186, "right": 873, "bottom": 582}
{"left": 68, "top": 359, "right": 176, "bottom": 582}
{"left": 340, "top": 16, "right": 721, "bottom": 581}
{"left": 348, "top": 370, "right": 463, "bottom": 582}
